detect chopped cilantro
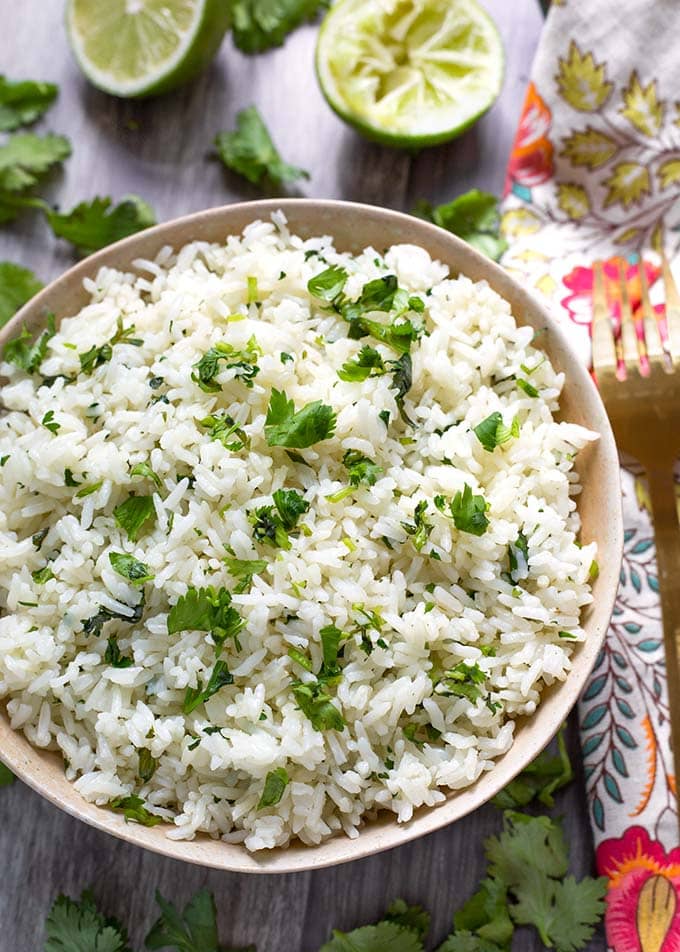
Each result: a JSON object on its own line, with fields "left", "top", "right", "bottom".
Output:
{"left": 319, "top": 623, "right": 343, "bottom": 678}
{"left": 183, "top": 659, "right": 234, "bottom": 714}
{"left": 307, "top": 265, "right": 348, "bottom": 303}
{"left": 437, "top": 484, "right": 490, "bottom": 536}
{"left": 264, "top": 389, "right": 336, "bottom": 449}
{"left": 63, "top": 468, "right": 80, "bottom": 487}
{"left": 517, "top": 378, "right": 539, "bottom": 398}
{"left": 280, "top": 351, "right": 294, "bottom": 364}
{"left": 224, "top": 557, "right": 268, "bottom": 594}
{"left": 214, "top": 106, "right": 308, "bottom": 187}
{"left": 350, "top": 605, "right": 384, "bottom": 655}
{"left": 75, "top": 480, "right": 103, "bottom": 498}
{"left": 250, "top": 488, "right": 309, "bottom": 550}
{"left": 167, "top": 586, "right": 244, "bottom": 652}
{"left": 0, "top": 454, "right": 8, "bottom": 466}
{"left": 439, "top": 661, "right": 486, "bottom": 703}
{"left": 0, "top": 260, "right": 42, "bottom": 327}
{"left": 287, "top": 646, "right": 313, "bottom": 671}
{"left": 108, "top": 552, "right": 154, "bottom": 585}
{"left": 258, "top": 767, "right": 289, "bottom": 809}
{"left": 198, "top": 412, "right": 250, "bottom": 452}
{"left": 130, "top": 461, "right": 162, "bottom": 489}
{"left": 291, "top": 678, "right": 345, "bottom": 732}
{"left": 327, "top": 449, "right": 382, "bottom": 502}
{"left": 31, "top": 527, "right": 48, "bottom": 550}
{"left": 589, "top": 559, "right": 599, "bottom": 580}
{"left": 508, "top": 531, "right": 529, "bottom": 583}
{"left": 137, "top": 749, "right": 158, "bottom": 783}
{"left": 31, "top": 565, "right": 54, "bottom": 584}
{"left": 104, "top": 636, "right": 133, "bottom": 669}
{"left": 78, "top": 319, "right": 142, "bottom": 375}
{"left": 192, "top": 336, "right": 261, "bottom": 392}
{"left": 379, "top": 409, "right": 390, "bottom": 427}
{"left": 389, "top": 352, "right": 414, "bottom": 425}
{"left": 41, "top": 409, "right": 60, "bottom": 434}
{"left": 337, "top": 344, "right": 386, "bottom": 382}
{"left": 558, "top": 631, "right": 578, "bottom": 640}
{"left": 82, "top": 597, "right": 145, "bottom": 638}
{"left": 109, "top": 795, "right": 160, "bottom": 827}
{"left": 473, "top": 412, "right": 520, "bottom": 452}
{"left": 401, "top": 500, "right": 432, "bottom": 552}
{"left": 113, "top": 494, "right": 156, "bottom": 543}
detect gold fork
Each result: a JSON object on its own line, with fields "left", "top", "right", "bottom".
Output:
{"left": 592, "top": 250, "right": 680, "bottom": 822}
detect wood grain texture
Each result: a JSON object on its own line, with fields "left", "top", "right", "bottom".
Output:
{"left": 0, "top": 2, "right": 605, "bottom": 949}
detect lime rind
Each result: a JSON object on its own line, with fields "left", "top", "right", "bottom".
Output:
{"left": 316, "top": 0, "right": 505, "bottom": 148}
{"left": 66, "top": 0, "right": 231, "bottom": 99}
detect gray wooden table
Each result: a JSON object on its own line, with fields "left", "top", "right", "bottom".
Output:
{"left": 0, "top": 3, "right": 605, "bottom": 949}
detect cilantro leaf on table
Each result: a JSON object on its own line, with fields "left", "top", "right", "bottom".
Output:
{"left": 510, "top": 873, "right": 607, "bottom": 952}
{"left": 415, "top": 190, "right": 507, "bottom": 262}
{"left": 257, "top": 767, "right": 289, "bottom": 809}
{"left": 319, "top": 921, "right": 423, "bottom": 952}
{"left": 473, "top": 412, "right": 519, "bottom": 452}
{"left": 264, "top": 388, "right": 336, "bottom": 448}
{"left": 493, "top": 727, "right": 573, "bottom": 809}
{"left": 0, "top": 132, "right": 70, "bottom": 194}
{"left": 486, "top": 813, "right": 568, "bottom": 887}
{"left": 113, "top": 494, "right": 156, "bottom": 543}
{"left": 0, "top": 762, "right": 14, "bottom": 786}
{"left": 109, "top": 552, "right": 155, "bottom": 586}
{"left": 46, "top": 195, "right": 156, "bottom": 256}
{"left": 146, "top": 889, "right": 254, "bottom": 952}
{"left": 0, "top": 75, "right": 58, "bottom": 131}
{"left": 168, "top": 586, "right": 245, "bottom": 652}
{"left": 3, "top": 312, "right": 55, "bottom": 372}
{"left": 452, "top": 877, "right": 513, "bottom": 948}
{"left": 45, "top": 891, "right": 131, "bottom": 952}
{"left": 230, "top": 0, "right": 329, "bottom": 53}
{"left": 384, "top": 900, "right": 430, "bottom": 940}
{"left": 109, "top": 794, "right": 161, "bottom": 827}
{"left": 0, "top": 260, "right": 42, "bottom": 326}
{"left": 183, "top": 660, "right": 234, "bottom": 715}
{"left": 192, "top": 337, "right": 262, "bottom": 392}
{"left": 327, "top": 449, "right": 382, "bottom": 502}
{"left": 214, "top": 106, "right": 308, "bottom": 187}
{"left": 436, "top": 934, "right": 506, "bottom": 952}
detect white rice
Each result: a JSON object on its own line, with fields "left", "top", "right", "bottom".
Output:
{"left": 0, "top": 213, "right": 597, "bottom": 851}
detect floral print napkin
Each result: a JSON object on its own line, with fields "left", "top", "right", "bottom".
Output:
{"left": 500, "top": 1, "right": 680, "bottom": 949}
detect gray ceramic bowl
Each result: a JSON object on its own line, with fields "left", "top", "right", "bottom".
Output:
{"left": 0, "top": 199, "right": 623, "bottom": 872}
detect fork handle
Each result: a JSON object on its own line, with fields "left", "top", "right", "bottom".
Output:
{"left": 646, "top": 465, "right": 680, "bottom": 811}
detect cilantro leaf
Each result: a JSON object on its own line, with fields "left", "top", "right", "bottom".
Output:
{"left": 438, "top": 661, "right": 487, "bottom": 703}
{"left": 291, "top": 678, "right": 345, "bottom": 731}
{"left": 41, "top": 409, "right": 60, "bottom": 433}
{"left": 337, "top": 344, "right": 386, "bottom": 382}
{"left": 192, "top": 337, "right": 261, "bottom": 393}
{"left": 415, "top": 190, "right": 507, "bottom": 262}
{"left": 272, "top": 488, "right": 309, "bottom": 529}
{"left": 0, "top": 75, "right": 58, "bottom": 132}
{"left": 46, "top": 195, "right": 155, "bottom": 256}
{"left": 224, "top": 557, "right": 268, "bottom": 593}
{"left": 516, "top": 378, "right": 539, "bottom": 398}
{"left": 31, "top": 565, "right": 54, "bottom": 584}
{"left": 3, "top": 312, "right": 55, "bottom": 372}
{"left": 138, "top": 748, "right": 158, "bottom": 782}
{"left": 78, "top": 319, "right": 142, "bottom": 375}
{"left": 130, "top": 461, "right": 162, "bottom": 490}
{"left": 82, "top": 597, "right": 145, "bottom": 638}
{"left": 109, "top": 552, "right": 155, "bottom": 585}
{"left": 0, "top": 260, "right": 42, "bottom": 327}
{"left": 320, "top": 921, "right": 423, "bottom": 952}
{"left": 385, "top": 900, "right": 430, "bottom": 940}
{"left": 389, "top": 352, "right": 413, "bottom": 424}
{"left": 473, "top": 412, "right": 519, "bottom": 452}
{"left": 113, "top": 495, "right": 156, "bottom": 543}
{"left": 0, "top": 132, "right": 70, "bottom": 194}
{"left": 183, "top": 660, "right": 234, "bottom": 715}
{"left": 264, "top": 389, "right": 336, "bottom": 448}
{"left": 401, "top": 500, "right": 432, "bottom": 552}
{"left": 0, "top": 762, "right": 14, "bottom": 786}
{"left": 45, "top": 891, "right": 131, "bottom": 952}
{"left": 249, "top": 488, "right": 309, "bottom": 550}
{"left": 436, "top": 934, "right": 506, "bottom": 952}
{"left": 198, "top": 413, "right": 250, "bottom": 452}
{"left": 328, "top": 450, "right": 382, "bottom": 502}
{"left": 308, "top": 265, "right": 348, "bottom": 303}
{"left": 214, "top": 106, "right": 308, "bottom": 187}
{"left": 168, "top": 586, "right": 245, "bottom": 651}
{"left": 507, "top": 531, "right": 529, "bottom": 584}
{"left": 520, "top": 874, "right": 607, "bottom": 952}
{"left": 231, "top": 0, "right": 329, "bottom": 53}
{"left": 493, "top": 727, "right": 573, "bottom": 809}
{"left": 437, "top": 484, "right": 490, "bottom": 536}
{"left": 104, "top": 636, "right": 133, "bottom": 669}
{"left": 319, "top": 623, "right": 343, "bottom": 677}
{"left": 109, "top": 794, "right": 161, "bottom": 827}
{"left": 145, "top": 889, "right": 255, "bottom": 952}
{"left": 485, "top": 813, "right": 568, "bottom": 886}
{"left": 453, "top": 877, "right": 513, "bottom": 948}
{"left": 258, "top": 767, "right": 289, "bottom": 809}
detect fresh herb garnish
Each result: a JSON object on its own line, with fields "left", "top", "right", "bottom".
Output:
{"left": 75, "top": 480, "right": 103, "bottom": 498}
{"left": 146, "top": 890, "right": 232, "bottom": 952}
{"left": 4, "top": 312, "right": 55, "bottom": 372}
{"left": 401, "top": 500, "right": 433, "bottom": 552}
{"left": 291, "top": 678, "right": 345, "bottom": 732}
{"left": 192, "top": 336, "right": 262, "bottom": 392}
{"left": 46, "top": 195, "right": 155, "bottom": 256}
{"left": 108, "top": 552, "right": 154, "bottom": 586}
{"left": 437, "top": 661, "right": 487, "bottom": 703}
{"left": 0, "top": 132, "right": 71, "bottom": 209}
{"left": 257, "top": 767, "right": 289, "bottom": 809}
{"left": 79, "top": 319, "right": 142, "bottom": 375}
{"left": 137, "top": 749, "right": 158, "bottom": 783}
{"left": 350, "top": 605, "right": 384, "bottom": 655}
{"left": 198, "top": 412, "right": 250, "bottom": 452}
{"left": 389, "top": 352, "right": 413, "bottom": 424}
{"left": 0, "top": 260, "right": 42, "bottom": 327}
{"left": 168, "top": 586, "right": 245, "bottom": 652}
{"left": 436, "top": 484, "right": 490, "bottom": 536}
{"left": 308, "top": 265, "right": 348, "bottom": 303}
{"left": 104, "top": 636, "right": 133, "bottom": 669}
{"left": 64, "top": 468, "right": 80, "bottom": 487}
{"left": 337, "top": 344, "right": 387, "bottom": 382}
{"left": 41, "top": 410, "right": 60, "bottom": 434}
{"left": 473, "top": 411, "right": 520, "bottom": 452}
{"left": 0, "top": 75, "right": 58, "bottom": 132}
{"left": 31, "top": 528, "right": 48, "bottom": 550}
{"left": 113, "top": 495, "right": 156, "bottom": 543}
{"left": 493, "top": 727, "right": 573, "bottom": 810}
{"left": 82, "top": 597, "right": 145, "bottom": 638}
{"left": 130, "top": 461, "right": 162, "bottom": 490}
{"left": 327, "top": 449, "right": 382, "bottom": 502}
{"left": 109, "top": 794, "right": 161, "bottom": 827}
{"left": 415, "top": 189, "right": 508, "bottom": 262}
{"left": 250, "top": 488, "right": 310, "bottom": 550}
{"left": 214, "top": 106, "right": 308, "bottom": 187}
{"left": 230, "top": 0, "right": 329, "bottom": 53}
{"left": 224, "top": 557, "right": 268, "bottom": 594}
{"left": 31, "top": 565, "right": 54, "bottom": 584}
{"left": 264, "top": 389, "right": 336, "bottom": 449}
{"left": 44, "top": 891, "right": 131, "bottom": 952}
{"left": 508, "top": 531, "right": 529, "bottom": 583}
{"left": 280, "top": 351, "right": 294, "bottom": 364}
{"left": 183, "top": 660, "right": 234, "bottom": 715}
{"left": 517, "top": 377, "right": 539, "bottom": 398}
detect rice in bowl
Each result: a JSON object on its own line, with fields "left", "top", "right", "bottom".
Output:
{"left": 0, "top": 213, "right": 597, "bottom": 852}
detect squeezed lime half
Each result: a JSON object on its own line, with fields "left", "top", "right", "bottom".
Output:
{"left": 66, "top": 0, "right": 231, "bottom": 98}
{"left": 316, "top": 0, "right": 505, "bottom": 147}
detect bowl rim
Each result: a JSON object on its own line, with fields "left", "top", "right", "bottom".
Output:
{"left": 0, "top": 198, "right": 623, "bottom": 873}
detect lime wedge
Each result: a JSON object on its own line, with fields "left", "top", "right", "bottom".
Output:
{"left": 65, "top": 0, "right": 231, "bottom": 99}
{"left": 316, "top": 0, "right": 504, "bottom": 148}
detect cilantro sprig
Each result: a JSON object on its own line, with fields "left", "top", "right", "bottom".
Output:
{"left": 327, "top": 449, "right": 382, "bottom": 503}
{"left": 249, "top": 488, "right": 309, "bottom": 550}
{"left": 0, "top": 75, "right": 58, "bottom": 132}
{"left": 415, "top": 189, "right": 508, "bottom": 262}
{"left": 0, "top": 260, "right": 42, "bottom": 327}
{"left": 192, "top": 336, "right": 262, "bottom": 393}
{"left": 215, "top": 106, "right": 308, "bottom": 188}
{"left": 231, "top": 0, "right": 329, "bottom": 53}
{"left": 168, "top": 586, "right": 245, "bottom": 653}
{"left": 264, "top": 389, "right": 336, "bottom": 449}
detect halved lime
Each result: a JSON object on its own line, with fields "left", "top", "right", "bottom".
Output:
{"left": 65, "top": 0, "right": 231, "bottom": 99}
{"left": 316, "top": 0, "right": 504, "bottom": 148}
